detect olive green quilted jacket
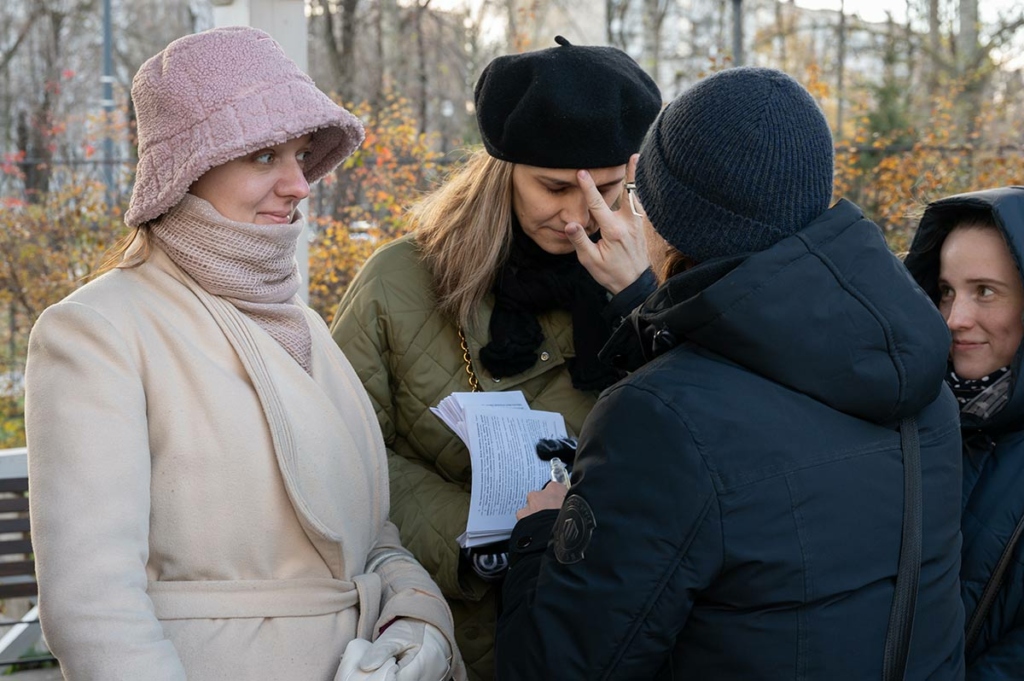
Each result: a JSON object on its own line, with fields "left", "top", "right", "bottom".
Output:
{"left": 330, "top": 236, "right": 598, "bottom": 681}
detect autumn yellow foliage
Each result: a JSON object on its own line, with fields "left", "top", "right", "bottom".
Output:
{"left": 1, "top": 85, "right": 1021, "bottom": 447}
{"left": 0, "top": 179, "right": 123, "bottom": 446}
{"left": 308, "top": 94, "right": 442, "bottom": 321}
{"left": 835, "top": 91, "right": 1024, "bottom": 252}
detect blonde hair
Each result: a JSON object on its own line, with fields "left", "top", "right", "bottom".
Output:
{"left": 414, "top": 149, "right": 515, "bottom": 328}
{"left": 94, "top": 225, "right": 154, "bottom": 277}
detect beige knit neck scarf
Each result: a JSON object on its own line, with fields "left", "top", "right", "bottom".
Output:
{"left": 151, "top": 194, "right": 312, "bottom": 374}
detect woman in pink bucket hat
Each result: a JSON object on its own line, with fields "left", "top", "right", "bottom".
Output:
{"left": 24, "top": 26, "right": 463, "bottom": 681}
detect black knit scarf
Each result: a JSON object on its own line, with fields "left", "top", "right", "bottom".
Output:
{"left": 478, "top": 219, "right": 619, "bottom": 391}
{"left": 946, "top": 366, "right": 1012, "bottom": 420}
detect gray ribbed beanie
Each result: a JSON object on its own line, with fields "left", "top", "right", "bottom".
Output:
{"left": 635, "top": 67, "right": 834, "bottom": 263}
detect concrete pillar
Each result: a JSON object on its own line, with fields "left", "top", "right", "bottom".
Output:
{"left": 212, "top": 0, "right": 311, "bottom": 303}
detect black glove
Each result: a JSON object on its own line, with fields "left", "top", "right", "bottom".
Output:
{"left": 535, "top": 436, "right": 578, "bottom": 465}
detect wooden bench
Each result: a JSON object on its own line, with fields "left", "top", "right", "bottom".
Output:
{"left": 0, "top": 475, "right": 37, "bottom": 600}
{"left": 0, "top": 449, "right": 54, "bottom": 668}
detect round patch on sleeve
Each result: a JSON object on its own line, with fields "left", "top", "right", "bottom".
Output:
{"left": 553, "top": 494, "right": 597, "bottom": 565}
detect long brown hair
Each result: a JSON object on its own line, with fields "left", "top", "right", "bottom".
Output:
{"left": 414, "top": 149, "right": 515, "bottom": 329}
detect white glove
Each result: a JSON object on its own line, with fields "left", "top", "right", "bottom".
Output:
{"left": 335, "top": 638, "right": 397, "bottom": 681}
{"left": 358, "top": 619, "right": 452, "bottom": 681}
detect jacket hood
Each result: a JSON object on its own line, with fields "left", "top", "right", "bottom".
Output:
{"left": 904, "top": 186, "right": 1024, "bottom": 431}
{"left": 609, "top": 199, "right": 951, "bottom": 424}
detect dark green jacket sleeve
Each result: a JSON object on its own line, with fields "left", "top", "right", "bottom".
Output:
{"left": 330, "top": 260, "right": 487, "bottom": 603}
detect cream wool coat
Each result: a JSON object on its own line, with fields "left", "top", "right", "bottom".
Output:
{"left": 25, "top": 245, "right": 464, "bottom": 681}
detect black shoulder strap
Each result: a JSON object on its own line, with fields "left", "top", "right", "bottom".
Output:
{"left": 964, "top": 507, "right": 1024, "bottom": 653}
{"left": 882, "top": 417, "right": 923, "bottom": 681}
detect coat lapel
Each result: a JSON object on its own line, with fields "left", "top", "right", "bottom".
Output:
{"left": 175, "top": 264, "right": 386, "bottom": 578}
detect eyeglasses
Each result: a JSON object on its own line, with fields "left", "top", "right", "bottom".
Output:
{"left": 624, "top": 182, "right": 645, "bottom": 218}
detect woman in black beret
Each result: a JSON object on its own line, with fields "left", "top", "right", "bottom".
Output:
{"left": 329, "top": 36, "right": 661, "bottom": 681}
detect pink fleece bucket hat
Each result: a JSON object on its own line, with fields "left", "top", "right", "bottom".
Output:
{"left": 125, "top": 26, "right": 364, "bottom": 227}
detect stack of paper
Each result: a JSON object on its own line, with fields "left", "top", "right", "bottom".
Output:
{"left": 431, "top": 391, "right": 567, "bottom": 548}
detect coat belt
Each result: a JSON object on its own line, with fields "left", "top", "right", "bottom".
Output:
{"left": 148, "top": 573, "right": 383, "bottom": 638}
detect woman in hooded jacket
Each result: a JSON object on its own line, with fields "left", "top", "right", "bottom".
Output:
{"left": 25, "top": 26, "right": 462, "bottom": 681}
{"left": 904, "top": 186, "right": 1024, "bottom": 679}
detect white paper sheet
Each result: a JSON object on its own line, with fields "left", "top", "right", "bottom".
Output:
{"left": 430, "top": 390, "right": 529, "bottom": 444}
{"left": 461, "top": 406, "right": 567, "bottom": 547}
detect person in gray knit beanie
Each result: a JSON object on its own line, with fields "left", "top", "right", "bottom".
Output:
{"left": 635, "top": 67, "right": 834, "bottom": 263}
{"left": 498, "top": 66, "right": 964, "bottom": 681}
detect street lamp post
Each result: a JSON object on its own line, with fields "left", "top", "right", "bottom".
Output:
{"left": 732, "top": 0, "right": 744, "bottom": 67}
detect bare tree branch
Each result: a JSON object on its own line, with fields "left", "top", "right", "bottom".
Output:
{"left": 0, "top": 11, "right": 41, "bottom": 74}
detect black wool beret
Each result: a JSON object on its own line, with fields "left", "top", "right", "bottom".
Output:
{"left": 474, "top": 36, "right": 662, "bottom": 169}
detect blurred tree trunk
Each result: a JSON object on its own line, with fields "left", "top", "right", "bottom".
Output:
{"left": 415, "top": 0, "right": 430, "bottom": 136}
{"left": 835, "top": 0, "right": 846, "bottom": 139}
{"left": 959, "top": 0, "right": 979, "bottom": 72}
{"left": 926, "top": 0, "right": 941, "bottom": 95}
{"left": 20, "top": 2, "right": 86, "bottom": 203}
{"left": 0, "top": 10, "right": 38, "bottom": 73}
{"left": 375, "top": 0, "right": 399, "bottom": 112}
{"left": 506, "top": 0, "right": 520, "bottom": 52}
{"left": 315, "top": 0, "right": 359, "bottom": 94}
{"left": 642, "top": 0, "right": 670, "bottom": 82}
{"left": 957, "top": 0, "right": 982, "bottom": 135}
{"left": 717, "top": 0, "right": 729, "bottom": 61}
{"left": 920, "top": 0, "right": 1024, "bottom": 136}
{"left": 606, "top": 0, "right": 631, "bottom": 50}
{"left": 774, "top": 0, "right": 787, "bottom": 71}
{"left": 0, "top": 6, "right": 40, "bottom": 153}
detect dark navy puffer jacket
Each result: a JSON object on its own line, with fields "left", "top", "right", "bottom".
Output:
{"left": 497, "top": 199, "right": 965, "bottom": 680}
{"left": 905, "top": 186, "right": 1024, "bottom": 680}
